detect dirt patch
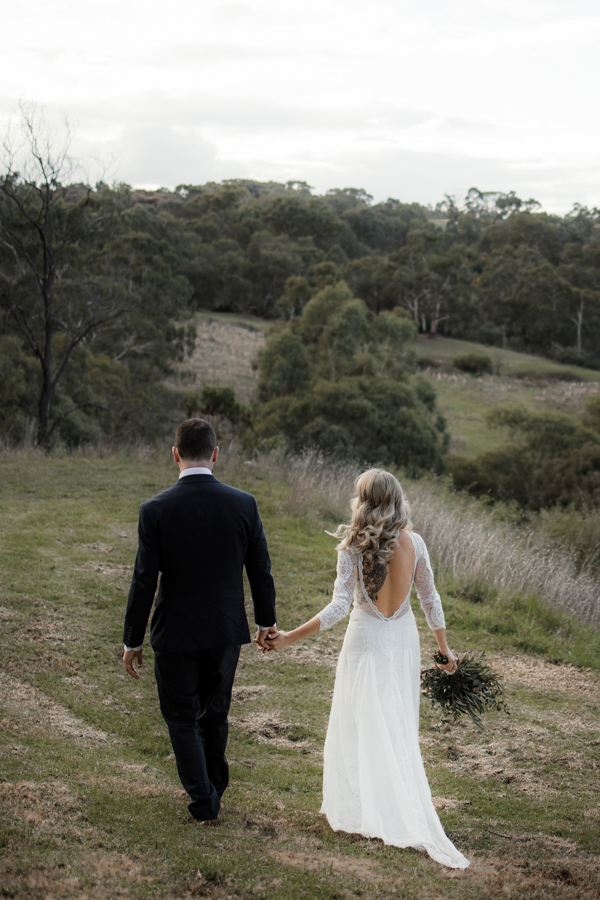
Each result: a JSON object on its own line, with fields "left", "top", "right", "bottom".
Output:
{"left": 77, "top": 774, "right": 184, "bottom": 796}
{"left": 433, "top": 797, "right": 472, "bottom": 810}
{"left": 286, "top": 642, "right": 339, "bottom": 669}
{"left": 0, "top": 780, "right": 81, "bottom": 831}
{"left": 232, "top": 684, "right": 266, "bottom": 702}
{"left": 229, "top": 711, "right": 311, "bottom": 750}
{"left": 0, "top": 846, "right": 161, "bottom": 900}
{"left": 76, "top": 560, "right": 133, "bottom": 579}
{"left": 466, "top": 852, "right": 600, "bottom": 899}
{"left": 422, "top": 721, "right": 554, "bottom": 796}
{"left": 10, "top": 603, "right": 73, "bottom": 646}
{"left": 487, "top": 652, "right": 600, "bottom": 695}
{"left": 81, "top": 541, "right": 115, "bottom": 554}
{"left": 0, "top": 670, "right": 108, "bottom": 744}
{"left": 61, "top": 674, "right": 95, "bottom": 692}
{"left": 270, "top": 848, "right": 388, "bottom": 882}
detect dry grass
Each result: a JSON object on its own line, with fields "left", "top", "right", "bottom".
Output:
{"left": 267, "top": 450, "right": 600, "bottom": 627}
{"left": 408, "top": 480, "right": 600, "bottom": 626}
{"left": 1, "top": 455, "right": 600, "bottom": 899}
{"left": 169, "top": 315, "right": 267, "bottom": 404}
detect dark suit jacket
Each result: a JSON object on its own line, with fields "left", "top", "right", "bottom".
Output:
{"left": 123, "top": 474, "right": 276, "bottom": 651}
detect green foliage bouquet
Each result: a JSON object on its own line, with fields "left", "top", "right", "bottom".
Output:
{"left": 421, "top": 652, "right": 509, "bottom": 730}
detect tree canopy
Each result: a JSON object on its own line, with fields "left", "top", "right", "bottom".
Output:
{"left": 1, "top": 111, "right": 599, "bottom": 453}
{"left": 253, "top": 282, "right": 447, "bottom": 473}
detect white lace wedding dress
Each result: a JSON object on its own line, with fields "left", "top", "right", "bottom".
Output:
{"left": 316, "top": 532, "right": 470, "bottom": 869}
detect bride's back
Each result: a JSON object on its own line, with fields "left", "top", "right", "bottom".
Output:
{"left": 365, "top": 530, "right": 415, "bottom": 618}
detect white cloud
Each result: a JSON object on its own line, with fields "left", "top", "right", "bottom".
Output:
{"left": 1, "top": 0, "right": 599, "bottom": 211}
{"left": 97, "top": 126, "right": 221, "bottom": 187}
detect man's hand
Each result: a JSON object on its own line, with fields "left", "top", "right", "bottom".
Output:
{"left": 254, "top": 626, "right": 277, "bottom": 652}
{"left": 123, "top": 647, "right": 143, "bottom": 679}
{"left": 265, "top": 630, "right": 291, "bottom": 652}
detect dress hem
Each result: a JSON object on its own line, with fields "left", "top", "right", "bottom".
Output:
{"left": 320, "top": 811, "right": 470, "bottom": 870}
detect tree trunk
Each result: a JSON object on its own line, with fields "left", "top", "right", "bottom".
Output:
{"left": 576, "top": 293, "right": 584, "bottom": 353}
{"left": 37, "top": 376, "right": 51, "bottom": 448}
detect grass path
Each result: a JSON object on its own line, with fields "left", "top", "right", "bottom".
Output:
{"left": 1, "top": 457, "right": 599, "bottom": 899}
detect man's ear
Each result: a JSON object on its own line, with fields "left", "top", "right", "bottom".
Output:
{"left": 172, "top": 446, "right": 181, "bottom": 464}
{"left": 212, "top": 446, "right": 219, "bottom": 464}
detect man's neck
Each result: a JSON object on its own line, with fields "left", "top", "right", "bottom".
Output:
{"left": 179, "top": 461, "right": 213, "bottom": 473}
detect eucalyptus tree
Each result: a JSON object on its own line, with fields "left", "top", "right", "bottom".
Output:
{"left": 0, "top": 105, "right": 192, "bottom": 448}
{"left": 0, "top": 106, "right": 126, "bottom": 447}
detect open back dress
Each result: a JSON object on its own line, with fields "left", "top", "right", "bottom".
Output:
{"left": 316, "top": 531, "right": 469, "bottom": 869}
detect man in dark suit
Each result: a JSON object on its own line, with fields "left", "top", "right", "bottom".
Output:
{"left": 122, "top": 418, "right": 276, "bottom": 825}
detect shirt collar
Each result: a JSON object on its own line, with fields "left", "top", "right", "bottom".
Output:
{"left": 178, "top": 466, "right": 213, "bottom": 479}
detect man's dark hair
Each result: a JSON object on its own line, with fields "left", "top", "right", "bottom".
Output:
{"left": 175, "top": 419, "right": 217, "bottom": 462}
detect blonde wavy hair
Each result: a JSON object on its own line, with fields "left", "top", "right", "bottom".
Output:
{"left": 333, "top": 469, "right": 412, "bottom": 565}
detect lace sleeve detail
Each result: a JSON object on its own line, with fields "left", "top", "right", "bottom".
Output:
{"left": 413, "top": 535, "right": 446, "bottom": 630}
{"left": 317, "top": 550, "right": 357, "bottom": 631}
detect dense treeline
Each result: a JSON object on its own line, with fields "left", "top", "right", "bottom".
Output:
{"left": 1, "top": 119, "right": 599, "bottom": 456}
{"left": 161, "top": 179, "right": 600, "bottom": 364}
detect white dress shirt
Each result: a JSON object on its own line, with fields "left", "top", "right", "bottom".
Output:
{"left": 178, "top": 466, "right": 213, "bottom": 478}
{"left": 124, "top": 465, "right": 275, "bottom": 650}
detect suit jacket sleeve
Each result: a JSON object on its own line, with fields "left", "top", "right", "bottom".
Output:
{"left": 123, "top": 503, "right": 160, "bottom": 647}
{"left": 244, "top": 499, "right": 276, "bottom": 627}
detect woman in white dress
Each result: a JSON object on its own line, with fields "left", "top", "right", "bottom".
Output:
{"left": 267, "top": 469, "right": 470, "bottom": 869}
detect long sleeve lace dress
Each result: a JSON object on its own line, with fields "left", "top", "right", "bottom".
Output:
{"left": 317, "top": 532, "right": 469, "bottom": 869}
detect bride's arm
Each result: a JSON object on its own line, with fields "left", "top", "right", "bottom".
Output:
{"left": 266, "top": 615, "right": 321, "bottom": 651}
{"left": 413, "top": 536, "right": 457, "bottom": 673}
{"left": 430, "top": 627, "right": 457, "bottom": 673}
{"left": 266, "top": 549, "right": 357, "bottom": 652}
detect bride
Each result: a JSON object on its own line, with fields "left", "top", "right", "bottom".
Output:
{"left": 266, "top": 469, "right": 470, "bottom": 869}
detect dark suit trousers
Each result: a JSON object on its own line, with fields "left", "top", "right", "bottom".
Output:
{"left": 154, "top": 645, "right": 240, "bottom": 821}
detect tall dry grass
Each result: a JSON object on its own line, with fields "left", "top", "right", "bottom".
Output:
{"left": 272, "top": 450, "right": 600, "bottom": 627}
{"left": 408, "top": 479, "right": 599, "bottom": 626}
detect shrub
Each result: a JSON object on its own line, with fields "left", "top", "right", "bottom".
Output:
{"left": 452, "top": 352, "right": 493, "bottom": 375}
{"left": 256, "top": 376, "right": 446, "bottom": 475}
{"left": 254, "top": 281, "right": 446, "bottom": 470}
{"left": 552, "top": 346, "right": 600, "bottom": 370}
{"left": 447, "top": 407, "right": 600, "bottom": 510}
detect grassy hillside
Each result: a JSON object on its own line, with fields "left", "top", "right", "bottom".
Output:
{"left": 416, "top": 335, "right": 600, "bottom": 381}
{"left": 167, "top": 313, "right": 268, "bottom": 406}
{"left": 171, "top": 317, "right": 600, "bottom": 459}
{"left": 416, "top": 335, "right": 600, "bottom": 457}
{"left": 1, "top": 455, "right": 599, "bottom": 900}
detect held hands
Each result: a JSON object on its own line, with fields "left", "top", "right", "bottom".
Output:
{"left": 253, "top": 626, "right": 278, "bottom": 652}
{"left": 264, "top": 630, "right": 292, "bottom": 652}
{"left": 252, "top": 626, "right": 292, "bottom": 653}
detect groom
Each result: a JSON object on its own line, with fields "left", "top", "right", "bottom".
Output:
{"left": 122, "top": 418, "right": 277, "bottom": 824}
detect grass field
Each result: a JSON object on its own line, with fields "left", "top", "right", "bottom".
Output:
{"left": 415, "top": 335, "right": 600, "bottom": 457}
{"left": 1, "top": 455, "right": 600, "bottom": 900}
{"left": 415, "top": 335, "right": 600, "bottom": 381}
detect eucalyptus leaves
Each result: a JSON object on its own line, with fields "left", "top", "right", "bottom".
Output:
{"left": 421, "top": 652, "right": 509, "bottom": 731}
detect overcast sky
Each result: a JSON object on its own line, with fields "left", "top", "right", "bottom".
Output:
{"left": 2, "top": 0, "right": 599, "bottom": 211}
